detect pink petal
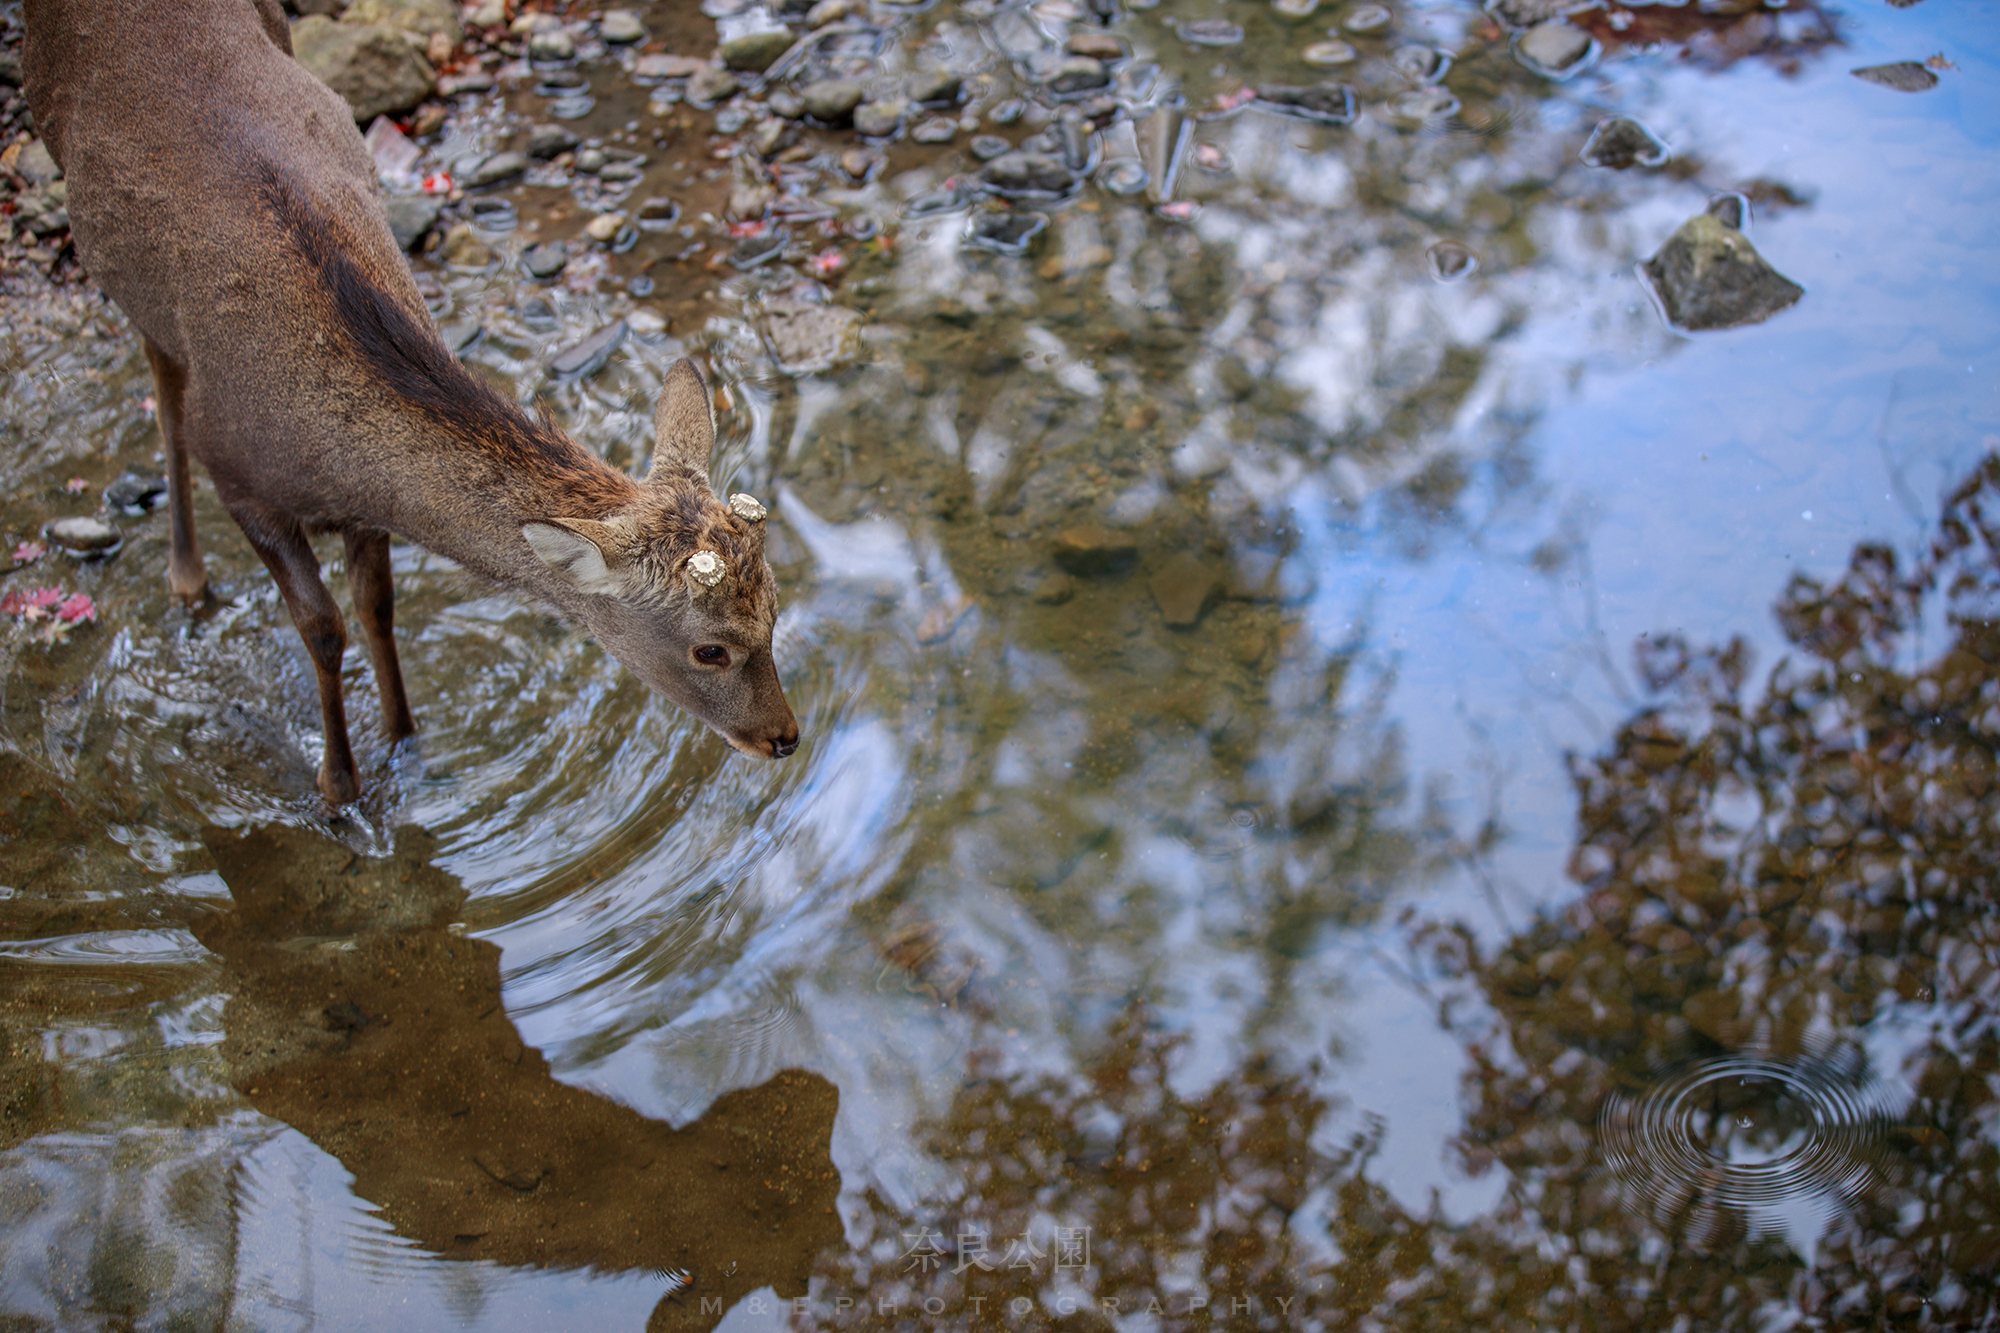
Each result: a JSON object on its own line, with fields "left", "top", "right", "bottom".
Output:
{"left": 26, "top": 587, "right": 65, "bottom": 608}
{"left": 11, "top": 541, "right": 45, "bottom": 563}
{"left": 63, "top": 478, "right": 89, "bottom": 495}
{"left": 56, "top": 594, "right": 96, "bottom": 624}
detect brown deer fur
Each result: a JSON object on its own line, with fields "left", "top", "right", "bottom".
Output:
{"left": 24, "top": 0, "right": 798, "bottom": 803}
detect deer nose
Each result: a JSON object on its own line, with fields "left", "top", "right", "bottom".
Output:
{"left": 771, "top": 732, "right": 799, "bottom": 758}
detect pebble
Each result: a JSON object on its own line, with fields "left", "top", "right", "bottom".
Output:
{"left": 1426, "top": 239, "right": 1477, "bottom": 282}
{"left": 1272, "top": 0, "right": 1318, "bottom": 17}
{"left": 1642, "top": 212, "right": 1803, "bottom": 332}
{"left": 438, "top": 69, "right": 497, "bottom": 94}
{"left": 909, "top": 69, "right": 965, "bottom": 105}
{"left": 687, "top": 66, "right": 740, "bottom": 105}
{"left": 103, "top": 474, "right": 167, "bottom": 515}
{"left": 599, "top": 161, "right": 643, "bottom": 182}
{"left": 598, "top": 9, "right": 646, "bottom": 43}
{"left": 1516, "top": 20, "right": 1594, "bottom": 76}
{"left": 1097, "top": 159, "right": 1148, "bottom": 194}
{"left": 13, "top": 139, "right": 59, "bottom": 185}
{"left": 632, "top": 53, "right": 704, "bottom": 79}
{"left": 760, "top": 300, "right": 862, "bottom": 375}
{"left": 527, "top": 26, "right": 576, "bottom": 61}
{"left": 574, "top": 146, "right": 607, "bottom": 173}
{"left": 548, "top": 320, "right": 628, "bottom": 377}
{"left": 728, "top": 183, "right": 775, "bottom": 220}
{"left": 521, "top": 239, "right": 569, "bottom": 278}
{"left": 721, "top": 29, "right": 795, "bottom": 73}
{"left": 970, "top": 134, "right": 1012, "bottom": 161}
{"left": 1033, "top": 571, "right": 1076, "bottom": 604}
{"left": 527, "top": 123, "right": 581, "bottom": 159}
{"left": 767, "top": 88, "right": 806, "bottom": 118}
{"left": 46, "top": 516, "right": 119, "bottom": 554}
{"left": 1177, "top": 19, "right": 1244, "bottom": 45}
{"left": 854, "top": 99, "right": 907, "bottom": 137}
{"left": 463, "top": 151, "right": 529, "bottom": 187}
{"left": 966, "top": 210, "right": 1048, "bottom": 255}
{"left": 911, "top": 118, "right": 959, "bottom": 143}
{"left": 382, "top": 194, "right": 443, "bottom": 251}
{"left": 802, "top": 77, "right": 866, "bottom": 122}
{"left": 982, "top": 150, "right": 1076, "bottom": 196}
{"left": 584, "top": 212, "right": 626, "bottom": 242}
{"left": 987, "top": 98, "right": 1028, "bottom": 125}
{"left": 1066, "top": 32, "right": 1126, "bottom": 61}
{"left": 1388, "top": 86, "right": 1458, "bottom": 119}
{"left": 1852, "top": 61, "right": 1938, "bottom": 92}
{"left": 1048, "top": 56, "right": 1110, "bottom": 96}
{"left": 1052, "top": 524, "right": 1138, "bottom": 576}
{"left": 840, "top": 148, "right": 879, "bottom": 180}
{"left": 1342, "top": 3, "right": 1392, "bottom": 31}
{"left": 1705, "top": 192, "right": 1747, "bottom": 230}
{"left": 1149, "top": 553, "right": 1219, "bottom": 626}
{"left": 1579, "top": 116, "right": 1669, "bottom": 169}
{"left": 749, "top": 118, "right": 794, "bottom": 156}
{"left": 440, "top": 223, "right": 495, "bottom": 268}
{"left": 634, "top": 196, "right": 682, "bottom": 227}
{"left": 1301, "top": 39, "right": 1357, "bottom": 64}
{"left": 1255, "top": 82, "right": 1357, "bottom": 125}
{"left": 1390, "top": 44, "right": 1450, "bottom": 82}
{"left": 807, "top": 0, "right": 861, "bottom": 25}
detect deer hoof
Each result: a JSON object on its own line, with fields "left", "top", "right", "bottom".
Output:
{"left": 318, "top": 764, "right": 361, "bottom": 806}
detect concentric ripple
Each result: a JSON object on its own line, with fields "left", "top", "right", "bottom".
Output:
{"left": 1600, "top": 1050, "right": 1901, "bottom": 1220}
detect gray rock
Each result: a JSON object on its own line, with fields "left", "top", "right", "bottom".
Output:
{"left": 632, "top": 53, "right": 705, "bottom": 79}
{"left": 801, "top": 78, "right": 865, "bottom": 122}
{"left": 853, "top": 99, "right": 907, "bottom": 138}
{"left": 0, "top": 53, "right": 22, "bottom": 88}
{"left": 103, "top": 473, "right": 167, "bottom": 515}
{"left": 911, "top": 117, "right": 958, "bottom": 144}
{"left": 1484, "top": 0, "right": 1586, "bottom": 27}
{"left": 1705, "top": 192, "right": 1747, "bottom": 231}
{"left": 598, "top": 161, "right": 642, "bottom": 182}
{"left": 574, "top": 146, "right": 606, "bottom": 173}
{"left": 13, "top": 139, "right": 60, "bottom": 185}
{"left": 1052, "top": 524, "right": 1138, "bottom": 577}
{"left": 46, "top": 516, "right": 120, "bottom": 554}
{"left": 1048, "top": 56, "right": 1109, "bottom": 96}
{"left": 982, "top": 150, "right": 1075, "bottom": 196}
{"left": 439, "top": 223, "right": 493, "bottom": 268}
{"left": 1255, "top": 82, "right": 1356, "bottom": 125}
{"left": 438, "top": 68, "right": 496, "bottom": 94}
{"left": 721, "top": 29, "right": 795, "bottom": 73}
{"left": 908, "top": 68, "right": 965, "bottom": 104}
{"left": 341, "top": 0, "right": 462, "bottom": 44}
{"left": 686, "top": 66, "right": 740, "bottom": 106}
{"left": 1426, "top": 239, "right": 1477, "bottom": 282}
{"left": 760, "top": 300, "right": 861, "bottom": 375}
{"left": 1065, "top": 31, "right": 1125, "bottom": 61}
{"left": 292, "top": 16, "right": 437, "bottom": 121}
{"left": 1515, "top": 20, "right": 1594, "bottom": 77}
{"left": 749, "top": 117, "right": 794, "bottom": 156}
{"left": 970, "top": 134, "right": 1012, "bottom": 161}
{"left": 599, "top": 9, "right": 646, "bottom": 43}
{"left": 966, "top": 210, "right": 1047, "bottom": 255}
{"left": 1580, "top": 116, "right": 1669, "bottom": 169}
{"left": 1852, "top": 61, "right": 1939, "bottom": 92}
{"left": 1642, "top": 212, "right": 1803, "bottom": 332}
{"left": 767, "top": 88, "right": 806, "bottom": 118}
{"left": 525, "top": 123, "right": 581, "bottom": 158}
{"left": 528, "top": 26, "right": 576, "bottom": 61}
{"left": 548, "top": 320, "right": 628, "bottom": 377}
{"left": 521, "top": 240, "right": 569, "bottom": 278}
{"left": 382, "top": 194, "right": 443, "bottom": 250}
{"left": 463, "top": 150, "right": 529, "bottom": 187}
{"left": 728, "top": 182, "right": 775, "bottom": 220}
{"left": 1033, "top": 571, "right": 1076, "bottom": 604}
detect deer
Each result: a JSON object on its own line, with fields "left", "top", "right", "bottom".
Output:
{"left": 23, "top": 0, "right": 800, "bottom": 805}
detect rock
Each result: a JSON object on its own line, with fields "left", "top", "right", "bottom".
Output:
{"left": 1066, "top": 32, "right": 1125, "bottom": 61}
{"left": 727, "top": 182, "right": 775, "bottom": 220}
{"left": 1580, "top": 116, "right": 1668, "bottom": 169}
{"left": 1484, "top": 0, "right": 1585, "bottom": 26}
{"left": 766, "top": 88, "right": 806, "bottom": 119}
{"left": 1852, "top": 61, "right": 1939, "bottom": 92}
{"left": 341, "top": 0, "right": 462, "bottom": 44}
{"left": 1426, "top": 239, "right": 1477, "bottom": 282}
{"left": 1048, "top": 56, "right": 1109, "bottom": 96}
{"left": 966, "top": 210, "right": 1047, "bottom": 254}
{"left": 1705, "top": 192, "right": 1747, "bottom": 231}
{"left": 1033, "top": 571, "right": 1076, "bottom": 604}
{"left": 600, "top": 159, "right": 642, "bottom": 183}
{"left": 853, "top": 99, "right": 907, "bottom": 137}
{"left": 749, "top": 117, "right": 795, "bottom": 156}
{"left": 634, "top": 196, "right": 682, "bottom": 227}
{"left": 103, "top": 473, "right": 167, "bottom": 515}
{"left": 440, "top": 223, "right": 494, "bottom": 268}
{"left": 1301, "top": 39, "right": 1357, "bottom": 65}
{"left": 801, "top": 77, "right": 865, "bottom": 122}
{"left": 1255, "top": 82, "right": 1356, "bottom": 124}
{"left": 437, "top": 68, "right": 495, "bottom": 94}
{"left": 1051, "top": 524, "right": 1138, "bottom": 576}
{"left": 632, "top": 53, "right": 705, "bottom": 79}
{"left": 1341, "top": 3, "right": 1391, "bottom": 31}
{"left": 0, "top": 54, "right": 22, "bottom": 89}
{"left": 599, "top": 9, "right": 646, "bottom": 43}
{"left": 1516, "top": 20, "right": 1594, "bottom": 77}
{"left": 686, "top": 66, "right": 740, "bottom": 106}
{"left": 720, "top": 29, "right": 795, "bottom": 73}
{"left": 839, "top": 148, "right": 878, "bottom": 180}
{"left": 1390, "top": 44, "right": 1450, "bottom": 82}
{"left": 970, "top": 134, "right": 1012, "bottom": 161}
{"left": 909, "top": 68, "right": 965, "bottom": 104}
{"left": 520, "top": 239, "right": 569, "bottom": 278}
{"left": 1178, "top": 18, "right": 1244, "bottom": 45}
{"left": 462, "top": 150, "right": 529, "bottom": 187}
{"left": 982, "top": 150, "right": 1075, "bottom": 196}
{"left": 292, "top": 16, "right": 437, "bottom": 121}
{"left": 806, "top": 0, "right": 861, "bottom": 25}
{"left": 584, "top": 211, "right": 626, "bottom": 242}
{"left": 1149, "top": 553, "right": 1219, "bottom": 626}
{"left": 1641, "top": 212, "right": 1803, "bottom": 332}
{"left": 730, "top": 231, "right": 787, "bottom": 268}
{"left": 911, "top": 117, "right": 957, "bottom": 144}
{"left": 1273, "top": 0, "right": 1318, "bottom": 17}
{"left": 382, "top": 194, "right": 443, "bottom": 250}
{"left": 463, "top": 0, "right": 506, "bottom": 25}
{"left": 548, "top": 320, "right": 628, "bottom": 377}
{"left": 528, "top": 26, "right": 576, "bottom": 61}
{"left": 574, "top": 146, "right": 606, "bottom": 173}
{"left": 13, "top": 139, "right": 59, "bottom": 185}
{"left": 760, "top": 300, "right": 861, "bottom": 375}
{"left": 46, "top": 516, "right": 120, "bottom": 554}
{"left": 525, "top": 123, "right": 581, "bottom": 158}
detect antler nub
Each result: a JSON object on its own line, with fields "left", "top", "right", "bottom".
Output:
{"left": 687, "top": 550, "right": 726, "bottom": 588}
{"left": 729, "top": 493, "right": 768, "bottom": 522}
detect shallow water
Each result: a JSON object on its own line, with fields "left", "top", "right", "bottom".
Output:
{"left": 1, "top": 0, "right": 1997, "bottom": 1327}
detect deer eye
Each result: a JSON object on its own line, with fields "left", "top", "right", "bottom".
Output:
{"left": 692, "top": 645, "right": 731, "bottom": 667}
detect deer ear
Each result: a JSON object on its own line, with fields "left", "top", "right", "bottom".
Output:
{"left": 523, "top": 518, "right": 632, "bottom": 597}
{"left": 648, "top": 358, "right": 716, "bottom": 480}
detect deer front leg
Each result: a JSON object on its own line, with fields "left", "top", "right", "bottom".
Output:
{"left": 141, "top": 338, "right": 207, "bottom": 605}
{"left": 232, "top": 505, "right": 361, "bottom": 804}
{"left": 343, "top": 528, "right": 416, "bottom": 741}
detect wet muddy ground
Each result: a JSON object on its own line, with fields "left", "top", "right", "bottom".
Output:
{"left": 0, "top": 0, "right": 1997, "bottom": 1327}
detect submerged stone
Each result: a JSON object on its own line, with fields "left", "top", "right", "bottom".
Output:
{"left": 761, "top": 300, "right": 862, "bottom": 375}
{"left": 982, "top": 150, "right": 1077, "bottom": 196}
{"left": 521, "top": 239, "right": 568, "bottom": 278}
{"left": 966, "top": 210, "right": 1048, "bottom": 255}
{"left": 549, "top": 321, "right": 628, "bottom": 378}
{"left": 1150, "top": 553, "right": 1220, "bottom": 627}
{"left": 1642, "top": 212, "right": 1803, "bottom": 332}
{"left": 1049, "top": 56, "right": 1110, "bottom": 95}
{"left": 104, "top": 473, "right": 167, "bottom": 515}
{"left": 721, "top": 29, "right": 795, "bottom": 72}
{"left": 1052, "top": 524, "right": 1139, "bottom": 576}
{"left": 47, "top": 516, "right": 119, "bottom": 554}
{"left": 382, "top": 194, "right": 443, "bottom": 251}
{"left": 1580, "top": 116, "right": 1669, "bottom": 169}
{"left": 1705, "top": 192, "right": 1748, "bottom": 231}
{"left": 854, "top": 99, "right": 908, "bottom": 137}
{"left": 1426, "top": 239, "right": 1477, "bottom": 282}
{"left": 801, "top": 78, "right": 865, "bottom": 122}
{"left": 1390, "top": 45, "right": 1450, "bottom": 82}
{"left": 1342, "top": 4, "right": 1393, "bottom": 31}
{"left": 1301, "top": 39, "right": 1358, "bottom": 65}
{"left": 1255, "top": 82, "right": 1357, "bottom": 125}
{"left": 1852, "top": 61, "right": 1938, "bottom": 92}
{"left": 1178, "top": 19, "right": 1244, "bottom": 45}
{"left": 1515, "top": 20, "right": 1594, "bottom": 77}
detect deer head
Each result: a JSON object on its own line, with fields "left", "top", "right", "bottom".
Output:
{"left": 521, "top": 360, "right": 799, "bottom": 759}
